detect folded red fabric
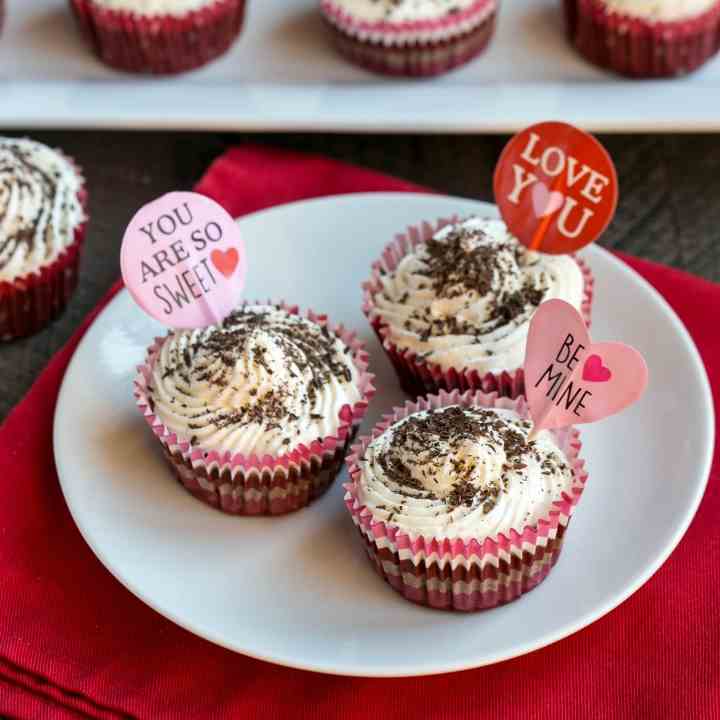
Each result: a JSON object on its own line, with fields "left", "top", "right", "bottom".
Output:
{"left": 0, "top": 146, "right": 717, "bottom": 720}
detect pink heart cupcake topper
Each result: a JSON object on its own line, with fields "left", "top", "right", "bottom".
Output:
{"left": 525, "top": 300, "right": 648, "bottom": 433}
{"left": 120, "top": 192, "right": 247, "bottom": 329}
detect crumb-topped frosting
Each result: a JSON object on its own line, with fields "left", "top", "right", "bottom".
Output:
{"left": 370, "top": 217, "right": 584, "bottom": 375}
{"left": 86, "top": 0, "right": 217, "bottom": 16}
{"left": 0, "top": 138, "right": 84, "bottom": 282}
{"left": 356, "top": 406, "right": 577, "bottom": 540}
{"left": 149, "top": 305, "right": 362, "bottom": 457}
{"left": 328, "top": 0, "right": 481, "bottom": 22}
{"left": 600, "top": 0, "right": 718, "bottom": 21}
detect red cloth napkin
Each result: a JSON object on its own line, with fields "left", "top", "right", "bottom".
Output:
{"left": 1, "top": 145, "right": 718, "bottom": 720}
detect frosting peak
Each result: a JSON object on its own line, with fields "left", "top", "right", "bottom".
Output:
{"left": 356, "top": 406, "right": 577, "bottom": 539}
{"left": 149, "top": 305, "right": 362, "bottom": 457}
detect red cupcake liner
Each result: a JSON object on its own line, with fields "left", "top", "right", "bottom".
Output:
{"left": 0, "top": 155, "right": 87, "bottom": 341}
{"left": 323, "top": 14, "right": 496, "bottom": 77}
{"left": 564, "top": 0, "right": 720, "bottom": 77}
{"left": 345, "top": 389, "right": 588, "bottom": 612}
{"left": 362, "top": 217, "right": 594, "bottom": 399}
{"left": 320, "top": 0, "right": 497, "bottom": 77}
{"left": 69, "top": 0, "right": 246, "bottom": 75}
{"left": 134, "top": 301, "right": 377, "bottom": 516}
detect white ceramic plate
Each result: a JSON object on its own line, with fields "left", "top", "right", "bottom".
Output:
{"left": 54, "top": 193, "right": 714, "bottom": 677}
{"left": 5, "top": 0, "right": 720, "bottom": 131}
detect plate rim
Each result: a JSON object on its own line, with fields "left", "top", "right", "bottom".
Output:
{"left": 53, "top": 192, "right": 715, "bottom": 677}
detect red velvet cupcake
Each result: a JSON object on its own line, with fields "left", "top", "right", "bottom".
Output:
{"left": 135, "top": 303, "right": 376, "bottom": 516}
{"left": 69, "top": 0, "right": 246, "bottom": 75}
{"left": 320, "top": 0, "right": 498, "bottom": 77}
{"left": 564, "top": 0, "right": 720, "bottom": 77}
{"left": 0, "top": 138, "right": 87, "bottom": 340}
{"left": 363, "top": 216, "right": 593, "bottom": 400}
{"left": 345, "top": 389, "right": 588, "bottom": 611}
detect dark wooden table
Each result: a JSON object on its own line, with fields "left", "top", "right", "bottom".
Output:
{"left": 1, "top": 130, "right": 719, "bottom": 418}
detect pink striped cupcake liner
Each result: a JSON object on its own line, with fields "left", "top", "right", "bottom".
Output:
{"left": 320, "top": 0, "right": 498, "bottom": 77}
{"left": 345, "top": 389, "right": 588, "bottom": 612}
{"left": 0, "top": 154, "right": 87, "bottom": 341}
{"left": 564, "top": 0, "right": 720, "bottom": 77}
{"left": 134, "top": 301, "right": 376, "bottom": 516}
{"left": 69, "top": 0, "right": 246, "bottom": 75}
{"left": 362, "top": 217, "right": 594, "bottom": 399}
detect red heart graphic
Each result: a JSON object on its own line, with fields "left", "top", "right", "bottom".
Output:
{"left": 583, "top": 354, "right": 612, "bottom": 383}
{"left": 211, "top": 248, "right": 239, "bottom": 279}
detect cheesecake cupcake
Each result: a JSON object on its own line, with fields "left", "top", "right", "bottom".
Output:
{"left": 564, "top": 0, "right": 720, "bottom": 77}
{"left": 320, "top": 0, "right": 498, "bottom": 77}
{"left": 69, "top": 0, "right": 247, "bottom": 75}
{"left": 363, "top": 216, "right": 593, "bottom": 398}
{"left": 134, "top": 303, "right": 375, "bottom": 515}
{"left": 0, "top": 137, "right": 87, "bottom": 340}
{"left": 345, "top": 389, "right": 588, "bottom": 611}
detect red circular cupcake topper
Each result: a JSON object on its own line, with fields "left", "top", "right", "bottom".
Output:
{"left": 120, "top": 192, "right": 247, "bottom": 329}
{"left": 494, "top": 122, "right": 618, "bottom": 254}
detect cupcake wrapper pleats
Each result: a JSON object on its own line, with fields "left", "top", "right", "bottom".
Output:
{"left": 320, "top": 0, "right": 497, "bottom": 77}
{"left": 564, "top": 0, "right": 720, "bottom": 77}
{"left": 69, "top": 0, "right": 246, "bottom": 75}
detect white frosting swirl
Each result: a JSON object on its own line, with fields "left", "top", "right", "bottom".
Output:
{"left": 0, "top": 138, "right": 84, "bottom": 282}
{"left": 370, "top": 217, "right": 584, "bottom": 375}
{"left": 149, "top": 305, "right": 362, "bottom": 457}
{"left": 357, "top": 406, "right": 577, "bottom": 540}
{"left": 322, "top": 0, "right": 495, "bottom": 45}
{"left": 600, "top": 0, "right": 718, "bottom": 21}
{"left": 329, "top": 0, "right": 480, "bottom": 22}
{"left": 85, "top": 0, "right": 217, "bottom": 16}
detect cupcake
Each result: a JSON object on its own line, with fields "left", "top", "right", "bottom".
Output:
{"left": 345, "top": 390, "right": 588, "bottom": 611}
{"left": 134, "top": 303, "right": 375, "bottom": 516}
{"left": 363, "top": 216, "right": 593, "bottom": 399}
{"left": 320, "top": 0, "right": 498, "bottom": 77}
{"left": 69, "top": 0, "right": 247, "bottom": 75}
{"left": 0, "top": 138, "right": 87, "bottom": 340}
{"left": 564, "top": 0, "right": 720, "bottom": 77}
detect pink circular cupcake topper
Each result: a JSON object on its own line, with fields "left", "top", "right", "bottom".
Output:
{"left": 120, "top": 192, "right": 247, "bottom": 329}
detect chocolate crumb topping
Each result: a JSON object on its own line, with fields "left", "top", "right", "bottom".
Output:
{"left": 150, "top": 306, "right": 359, "bottom": 450}
{"left": 375, "top": 406, "right": 537, "bottom": 516}
{"left": 397, "top": 219, "right": 549, "bottom": 342}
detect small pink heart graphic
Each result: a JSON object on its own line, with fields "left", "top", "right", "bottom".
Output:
{"left": 532, "top": 183, "right": 565, "bottom": 219}
{"left": 583, "top": 354, "right": 612, "bottom": 383}
{"left": 211, "top": 247, "right": 239, "bottom": 279}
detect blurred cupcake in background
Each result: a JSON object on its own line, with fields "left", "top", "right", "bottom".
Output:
{"left": 0, "top": 137, "right": 87, "bottom": 340}
{"left": 320, "top": 0, "right": 498, "bottom": 77}
{"left": 69, "top": 0, "right": 247, "bottom": 75}
{"left": 563, "top": 0, "right": 720, "bottom": 77}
